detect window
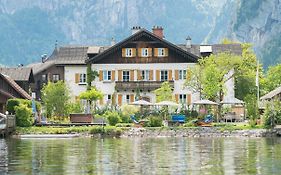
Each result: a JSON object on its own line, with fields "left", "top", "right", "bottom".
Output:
{"left": 123, "top": 71, "right": 130, "bottom": 81}
{"left": 103, "top": 71, "right": 112, "bottom": 81}
{"left": 122, "top": 94, "right": 130, "bottom": 104}
{"left": 179, "top": 94, "right": 187, "bottom": 104}
{"left": 160, "top": 70, "right": 168, "bottom": 81}
{"left": 106, "top": 95, "right": 112, "bottom": 104}
{"left": 141, "top": 48, "right": 149, "bottom": 57}
{"left": 79, "top": 73, "right": 86, "bottom": 83}
{"left": 125, "top": 48, "right": 133, "bottom": 57}
{"left": 52, "top": 74, "right": 60, "bottom": 82}
{"left": 141, "top": 70, "right": 149, "bottom": 81}
{"left": 42, "top": 74, "right": 47, "bottom": 82}
{"left": 179, "top": 70, "right": 187, "bottom": 80}
{"left": 158, "top": 48, "right": 165, "bottom": 56}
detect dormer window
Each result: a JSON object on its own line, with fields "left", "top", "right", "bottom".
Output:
{"left": 125, "top": 48, "right": 133, "bottom": 57}
{"left": 141, "top": 48, "right": 149, "bottom": 57}
{"left": 154, "top": 48, "right": 168, "bottom": 57}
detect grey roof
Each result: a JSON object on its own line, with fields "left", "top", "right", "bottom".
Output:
{"left": 0, "top": 67, "right": 33, "bottom": 81}
{"left": 27, "top": 45, "right": 110, "bottom": 75}
{"left": 26, "top": 61, "right": 55, "bottom": 75}
{"left": 177, "top": 44, "right": 242, "bottom": 57}
{"left": 260, "top": 86, "right": 281, "bottom": 100}
{"left": 48, "top": 46, "right": 89, "bottom": 65}
{"left": 0, "top": 73, "right": 31, "bottom": 99}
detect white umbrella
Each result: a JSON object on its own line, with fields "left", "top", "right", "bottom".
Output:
{"left": 192, "top": 99, "right": 218, "bottom": 105}
{"left": 220, "top": 97, "right": 245, "bottom": 104}
{"left": 131, "top": 100, "right": 152, "bottom": 106}
{"left": 155, "top": 101, "right": 179, "bottom": 106}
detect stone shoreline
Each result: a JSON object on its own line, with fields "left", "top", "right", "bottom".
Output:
{"left": 120, "top": 127, "right": 281, "bottom": 138}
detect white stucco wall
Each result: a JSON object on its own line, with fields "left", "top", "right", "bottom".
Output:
{"left": 64, "top": 65, "right": 87, "bottom": 100}
{"left": 63, "top": 63, "right": 235, "bottom": 105}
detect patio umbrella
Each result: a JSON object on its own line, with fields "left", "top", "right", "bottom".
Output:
{"left": 155, "top": 101, "right": 179, "bottom": 106}
{"left": 220, "top": 97, "right": 244, "bottom": 104}
{"left": 192, "top": 99, "right": 218, "bottom": 105}
{"left": 130, "top": 100, "right": 153, "bottom": 106}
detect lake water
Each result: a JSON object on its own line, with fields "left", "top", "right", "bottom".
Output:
{"left": 1, "top": 137, "right": 281, "bottom": 175}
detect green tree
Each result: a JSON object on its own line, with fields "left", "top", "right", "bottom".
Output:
{"left": 184, "top": 65, "right": 203, "bottom": 99}
{"left": 235, "top": 43, "right": 259, "bottom": 100}
{"left": 41, "top": 81, "right": 70, "bottom": 117}
{"left": 262, "top": 64, "right": 281, "bottom": 94}
{"left": 86, "top": 63, "right": 99, "bottom": 90}
{"left": 79, "top": 87, "right": 103, "bottom": 113}
{"left": 154, "top": 81, "right": 173, "bottom": 102}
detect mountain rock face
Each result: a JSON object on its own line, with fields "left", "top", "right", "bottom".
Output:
{"left": 0, "top": 0, "right": 280, "bottom": 68}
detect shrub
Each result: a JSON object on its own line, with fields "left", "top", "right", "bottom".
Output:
{"left": 6, "top": 99, "right": 20, "bottom": 114}
{"left": 148, "top": 116, "right": 162, "bottom": 127}
{"left": 15, "top": 104, "right": 33, "bottom": 127}
{"left": 121, "top": 104, "right": 139, "bottom": 123}
{"left": 116, "top": 123, "right": 133, "bottom": 127}
{"left": 6, "top": 98, "right": 41, "bottom": 114}
{"left": 103, "top": 111, "right": 121, "bottom": 126}
{"left": 67, "top": 102, "right": 83, "bottom": 114}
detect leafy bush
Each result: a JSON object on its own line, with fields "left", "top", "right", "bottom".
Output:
{"left": 103, "top": 111, "right": 121, "bottom": 126}
{"left": 67, "top": 101, "right": 83, "bottom": 114}
{"left": 183, "top": 120, "right": 197, "bottom": 127}
{"left": 115, "top": 123, "right": 133, "bottom": 127}
{"left": 7, "top": 98, "right": 41, "bottom": 114}
{"left": 15, "top": 104, "right": 33, "bottom": 127}
{"left": 147, "top": 116, "right": 162, "bottom": 127}
{"left": 262, "top": 100, "right": 281, "bottom": 128}
{"left": 245, "top": 94, "right": 259, "bottom": 127}
{"left": 120, "top": 104, "right": 139, "bottom": 123}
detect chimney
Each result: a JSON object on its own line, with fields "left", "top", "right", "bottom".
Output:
{"left": 131, "top": 26, "right": 142, "bottom": 35}
{"left": 111, "top": 37, "right": 116, "bottom": 46}
{"left": 186, "top": 36, "right": 192, "bottom": 48}
{"left": 152, "top": 26, "right": 164, "bottom": 39}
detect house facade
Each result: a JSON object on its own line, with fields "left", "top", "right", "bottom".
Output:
{"left": 84, "top": 27, "right": 199, "bottom": 106}
{"left": 29, "top": 26, "right": 242, "bottom": 107}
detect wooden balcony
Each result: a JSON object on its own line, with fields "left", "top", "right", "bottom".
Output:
{"left": 115, "top": 81, "right": 174, "bottom": 91}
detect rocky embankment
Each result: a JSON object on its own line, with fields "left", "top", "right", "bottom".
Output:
{"left": 121, "top": 127, "right": 281, "bottom": 138}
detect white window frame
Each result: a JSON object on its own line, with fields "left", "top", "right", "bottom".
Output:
{"left": 103, "top": 70, "right": 112, "bottom": 81}
{"left": 79, "top": 73, "right": 87, "bottom": 84}
{"left": 141, "top": 70, "right": 150, "bottom": 81}
{"left": 160, "top": 70, "right": 168, "bottom": 81}
{"left": 122, "top": 94, "right": 130, "bottom": 104}
{"left": 179, "top": 94, "right": 187, "bottom": 104}
{"left": 179, "top": 70, "right": 187, "bottom": 80}
{"left": 123, "top": 71, "right": 130, "bottom": 82}
{"left": 141, "top": 48, "right": 149, "bottom": 57}
{"left": 158, "top": 48, "right": 165, "bottom": 57}
{"left": 42, "top": 74, "right": 47, "bottom": 82}
{"left": 52, "top": 74, "right": 60, "bottom": 82}
{"left": 106, "top": 94, "right": 112, "bottom": 104}
{"left": 125, "top": 48, "right": 133, "bottom": 57}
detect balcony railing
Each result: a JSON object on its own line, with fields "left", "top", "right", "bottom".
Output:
{"left": 115, "top": 80, "right": 174, "bottom": 91}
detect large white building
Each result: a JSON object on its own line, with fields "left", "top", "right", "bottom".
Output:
{"left": 30, "top": 26, "right": 242, "bottom": 107}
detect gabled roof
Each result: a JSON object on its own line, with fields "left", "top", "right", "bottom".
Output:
{"left": 0, "top": 73, "right": 31, "bottom": 100}
{"left": 260, "top": 86, "right": 281, "bottom": 100}
{"left": 0, "top": 67, "right": 34, "bottom": 82}
{"left": 48, "top": 46, "right": 89, "bottom": 65}
{"left": 86, "top": 29, "right": 199, "bottom": 63}
{"left": 26, "top": 61, "right": 55, "bottom": 75}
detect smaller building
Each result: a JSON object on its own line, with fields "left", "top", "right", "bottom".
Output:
{"left": 0, "top": 67, "right": 34, "bottom": 93}
{"left": 0, "top": 73, "right": 32, "bottom": 113}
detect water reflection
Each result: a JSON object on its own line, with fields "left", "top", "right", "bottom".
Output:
{"left": 0, "top": 137, "right": 281, "bottom": 174}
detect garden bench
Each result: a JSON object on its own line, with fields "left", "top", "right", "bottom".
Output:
{"left": 171, "top": 115, "right": 186, "bottom": 123}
